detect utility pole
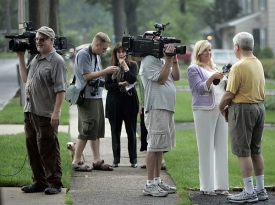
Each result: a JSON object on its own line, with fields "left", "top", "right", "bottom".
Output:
{"left": 18, "top": 0, "right": 26, "bottom": 106}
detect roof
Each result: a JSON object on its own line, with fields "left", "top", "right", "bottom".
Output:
{"left": 216, "top": 12, "right": 261, "bottom": 29}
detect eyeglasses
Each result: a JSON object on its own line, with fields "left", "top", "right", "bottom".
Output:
{"left": 34, "top": 37, "right": 49, "bottom": 43}
{"left": 99, "top": 44, "right": 108, "bottom": 51}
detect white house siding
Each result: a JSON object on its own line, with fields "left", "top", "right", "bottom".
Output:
{"left": 267, "top": 1, "right": 275, "bottom": 54}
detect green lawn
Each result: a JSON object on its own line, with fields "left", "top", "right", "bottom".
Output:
{"left": 164, "top": 128, "right": 275, "bottom": 205}
{"left": 0, "top": 132, "right": 72, "bottom": 188}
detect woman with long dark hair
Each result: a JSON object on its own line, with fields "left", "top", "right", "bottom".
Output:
{"left": 105, "top": 42, "right": 139, "bottom": 168}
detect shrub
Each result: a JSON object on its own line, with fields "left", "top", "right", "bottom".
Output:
{"left": 259, "top": 46, "right": 274, "bottom": 59}
{"left": 264, "top": 95, "right": 275, "bottom": 110}
{"left": 261, "top": 58, "right": 275, "bottom": 79}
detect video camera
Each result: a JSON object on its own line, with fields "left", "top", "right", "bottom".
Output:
{"left": 213, "top": 63, "right": 232, "bottom": 85}
{"left": 122, "top": 22, "right": 186, "bottom": 58}
{"left": 5, "top": 21, "right": 68, "bottom": 55}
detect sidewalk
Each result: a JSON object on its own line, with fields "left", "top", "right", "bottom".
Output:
{"left": 0, "top": 91, "right": 182, "bottom": 205}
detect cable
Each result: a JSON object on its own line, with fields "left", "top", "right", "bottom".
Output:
{"left": 0, "top": 154, "right": 28, "bottom": 177}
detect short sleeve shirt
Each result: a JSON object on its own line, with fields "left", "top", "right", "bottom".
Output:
{"left": 226, "top": 56, "right": 265, "bottom": 103}
{"left": 139, "top": 55, "right": 176, "bottom": 113}
{"left": 74, "top": 48, "right": 103, "bottom": 99}
{"left": 24, "top": 48, "right": 67, "bottom": 117}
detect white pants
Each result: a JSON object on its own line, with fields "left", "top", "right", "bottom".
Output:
{"left": 193, "top": 105, "right": 229, "bottom": 191}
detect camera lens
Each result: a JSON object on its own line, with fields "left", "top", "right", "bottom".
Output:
{"left": 9, "top": 39, "right": 29, "bottom": 52}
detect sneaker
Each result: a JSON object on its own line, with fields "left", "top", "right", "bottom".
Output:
{"left": 131, "top": 164, "right": 137, "bottom": 168}
{"left": 256, "top": 189, "right": 268, "bottom": 201}
{"left": 21, "top": 184, "right": 46, "bottom": 193}
{"left": 142, "top": 184, "right": 168, "bottom": 197}
{"left": 157, "top": 181, "right": 177, "bottom": 194}
{"left": 44, "top": 186, "right": 61, "bottom": 195}
{"left": 227, "top": 190, "right": 258, "bottom": 203}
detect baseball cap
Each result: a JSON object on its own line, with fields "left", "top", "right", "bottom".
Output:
{"left": 37, "top": 26, "right": 55, "bottom": 38}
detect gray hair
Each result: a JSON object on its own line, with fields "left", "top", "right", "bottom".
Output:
{"left": 233, "top": 32, "right": 254, "bottom": 51}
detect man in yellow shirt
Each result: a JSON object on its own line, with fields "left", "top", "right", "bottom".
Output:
{"left": 219, "top": 32, "right": 268, "bottom": 203}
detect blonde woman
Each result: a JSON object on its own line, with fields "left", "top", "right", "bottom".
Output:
{"left": 187, "top": 40, "right": 230, "bottom": 196}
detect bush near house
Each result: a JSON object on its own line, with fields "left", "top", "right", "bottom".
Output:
{"left": 261, "top": 58, "right": 275, "bottom": 79}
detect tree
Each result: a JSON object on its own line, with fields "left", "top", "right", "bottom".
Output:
{"left": 86, "top": 0, "right": 142, "bottom": 42}
{"left": 202, "top": 0, "right": 241, "bottom": 48}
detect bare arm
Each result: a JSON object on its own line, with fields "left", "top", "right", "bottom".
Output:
{"left": 171, "top": 55, "right": 180, "bottom": 81}
{"left": 219, "top": 91, "right": 235, "bottom": 121}
{"left": 82, "top": 66, "right": 118, "bottom": 81}
{"left": 157, "top": 45, "right": 175, "bottom": 85}
{"left": 16, "top": 51, "right": 28, "bottom": 83}
{"left": 51, "top": 91, "right": 65, "bottom": 127}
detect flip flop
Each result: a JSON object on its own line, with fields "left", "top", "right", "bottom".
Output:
{"left": 92, "top": 160, "right": 113, "bottom": 171}
{"left": 72, "top": 164, "right": 92, "bottom": 172}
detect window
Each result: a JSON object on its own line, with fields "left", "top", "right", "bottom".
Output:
{"left": 253, "top": 28, "right": 267, "bottom": 49}
{"left": 245, "top": 0, "right": 253, "bottom": 14}
{"left": 258, "top": 0, "right": 267, "bottom": 10}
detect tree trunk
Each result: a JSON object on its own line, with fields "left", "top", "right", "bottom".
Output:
{"left": 28, "top": 0, "right": 40, "bottom": 29}
{"left": 124, "top": 0, "right": 138, "bottom": 36}
{"left": 5, "top": 0, "right": 11, "bottom": 34}
{"left": 49, "top": 0, "right": 59, "bottom": 33}
{"left": 112, "top": 0, "right": 124, "bottom": 43}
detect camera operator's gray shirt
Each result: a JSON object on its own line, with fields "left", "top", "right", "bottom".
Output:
{"left": 139, "top": 55, "right": 176, "bottom": 113}
{"left": 24, "top": 48, "right": 67, "bottom": 118}
{"left": 75, "top": 47, "right": 103, "bottom": 99}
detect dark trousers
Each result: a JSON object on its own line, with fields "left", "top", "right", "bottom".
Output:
{"left": 24, "top": 112, "right": 63, "bottom": 188}
{"left": 140, "top": 107, "right": 148, "bottom": 151}
{"left": 109, "top": 113, "right": 137, "bottom": 165}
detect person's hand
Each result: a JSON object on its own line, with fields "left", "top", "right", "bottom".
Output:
{"left": 51, "top": 111, "right": 60, "bottom": 127}
{"left": 105, "top": 66, "right": 119, "bottom": 74}
{"left": 164, "top": 44, "right": 175, "bottom": 58}
{"left": 212, "top": 72, "right": 224, "bottom": 80}
{"left": 221, "top": 105, "right": 228, "bottom": 122}
{"left": 118, "top": 81, "right": 129, "bottom": 87}
{"left": 16, "top": 51, "right": 26, "bottom": 58}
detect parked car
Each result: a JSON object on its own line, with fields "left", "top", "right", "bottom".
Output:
{"left": 177, "top": 50, "right": 192, "bottom": 64}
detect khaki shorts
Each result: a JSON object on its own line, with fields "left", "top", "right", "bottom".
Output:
{"left": 228, "top": 102, "right": 265, "bottom": 157}
{"left": 144, "top": 110, "right": 175, "bottom": 152}
{"left": 77, "top": 98, "right": 105, "bottom": 140}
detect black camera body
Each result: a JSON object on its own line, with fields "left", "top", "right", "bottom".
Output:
{"left": 122, "top": 22, "right": 186, "bottom": 58}
{"left": 88, "top": 78, "right": 105, "bottom": 96}
{"left": 5, "top": 21, "right": 68, "bottom": 55}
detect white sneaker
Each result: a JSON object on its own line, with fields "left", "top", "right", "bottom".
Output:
{"left": 227, "top": 190, "right": 258, "bottom": 203}
{"left": 142, "top": 184, "right": 168, "bottom": 197}
{"left": 256, "top": 188, "right": 268, "bottom": 201}
{"left": 157, "top": 181, "right": 177, "bottom": 194}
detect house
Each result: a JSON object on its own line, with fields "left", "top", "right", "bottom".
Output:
{"left": 216, "top": 0, "right": 275, "bottom": 54}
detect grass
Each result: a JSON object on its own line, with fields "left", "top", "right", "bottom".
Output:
{"left": 164, "top": 128, "right": 275, "bottom": 205}
{"left": 0, "top": 132, "right": 72, "bottom": 188}
{"left": 0, "top": 97, "right": 70, "bottom": 125}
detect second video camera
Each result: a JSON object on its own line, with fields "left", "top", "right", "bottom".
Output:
{"left": 122, "top": 22, "right": 186, "bottom": 58}
{"left": 5, "top": 21, "right": 68, "bottom": 55}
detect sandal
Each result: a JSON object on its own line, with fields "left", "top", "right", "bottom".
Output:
{"left": 216, "top": 190, "right": 231, "bottom": 196}
{"left": 72, "top": 163, "right": 92, "bottom": 172}
{"left": 92, "top": 160, "right": 113, "bottom": 171}
{"left": 202, "top": 191, "right": 217, "bottom": 196}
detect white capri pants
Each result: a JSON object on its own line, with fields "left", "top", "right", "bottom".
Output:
{"left": 193, "top": 105, "right": 229, "bottom": 192}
